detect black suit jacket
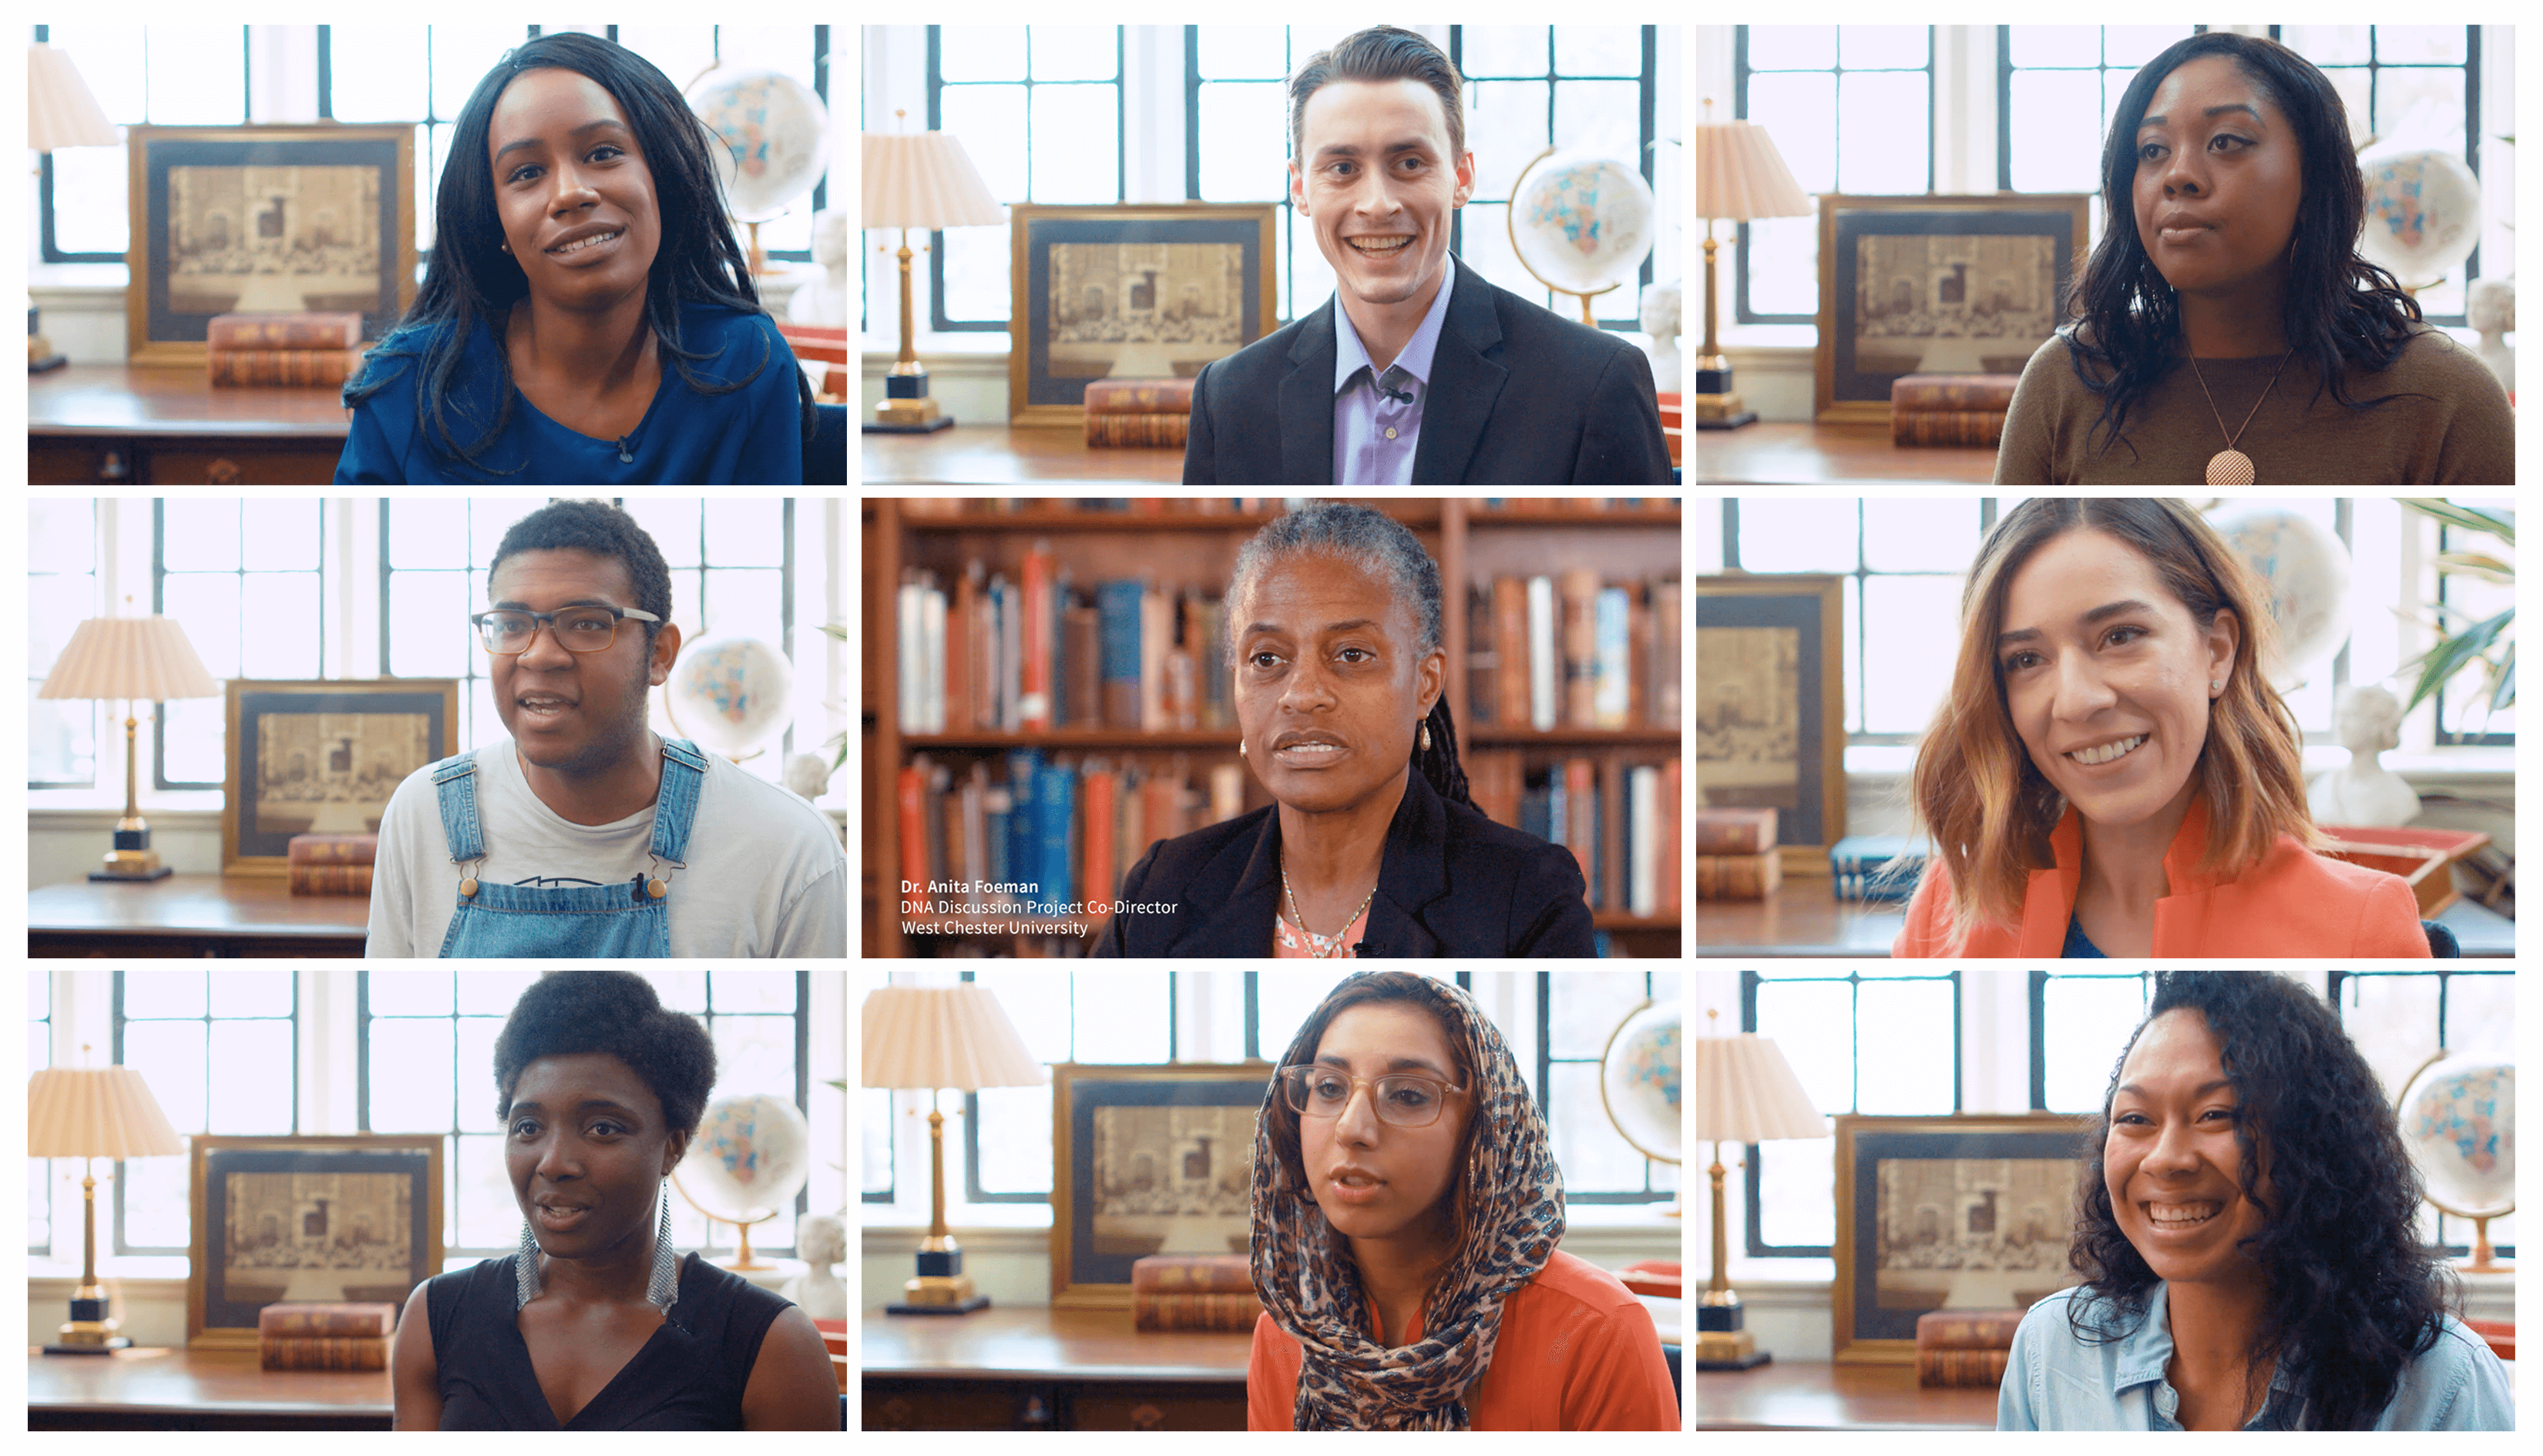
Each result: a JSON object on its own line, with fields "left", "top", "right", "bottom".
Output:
{"left": 1181, "top": 254, "right": 1673, "bottom": 485}
{"left": 1088, "top": 768, "right": 1596, "bottom": 958}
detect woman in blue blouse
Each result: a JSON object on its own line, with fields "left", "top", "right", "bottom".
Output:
{"left": 2000, "top": 971, "right": 2512, "bottom": 1431}
{"left": 339, "top": 33, "right": 813, "bottom": 483}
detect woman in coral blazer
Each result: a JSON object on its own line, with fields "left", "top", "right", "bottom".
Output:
{"left": 1896, "top": 498, "right": 2425, "bottom": 959}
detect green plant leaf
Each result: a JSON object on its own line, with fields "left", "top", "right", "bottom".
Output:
{"left": 2400, "top": 498, "right": 2515, "bottom": 545}
{"left": 2433, "top": 551, "right": 2517, "bottom": 585}
{"left": 2489, "top": 639, "right": 2516, "bottom": 712}
{"left": 2399, "top": 607, "right": 2512, "bottom": 713}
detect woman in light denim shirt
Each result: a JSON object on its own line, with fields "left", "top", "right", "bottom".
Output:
{"left": 1999, "top": 971, "right": 2514, "bottom": 1431}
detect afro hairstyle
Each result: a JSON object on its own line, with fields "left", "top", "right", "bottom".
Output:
{"left": 492, "top": 971, "right": 717, "bottom": 1139}
{"left": 489, "top": 500, "right": 675, "bottom": 647}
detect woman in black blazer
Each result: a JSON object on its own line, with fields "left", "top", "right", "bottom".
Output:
{"left": 1092, "top": 504, "right": 1594, "bottom": 958}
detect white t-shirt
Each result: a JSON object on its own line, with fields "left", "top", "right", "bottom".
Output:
{"left": 365, "top": 740, "right": 846, "bottom": 958}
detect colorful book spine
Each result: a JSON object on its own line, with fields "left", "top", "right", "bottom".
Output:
{"left": 1020, "top": 542, "right": 1053, "bottom": 730}
{"left": 1594, "top": 585, "right": 1631, "bottom": 728}
{"left": 1097, "top": 579, "right": 1144, "bottom": 731}
{"left": 1527, "top": 575, "right": 1556, "bottom": 730}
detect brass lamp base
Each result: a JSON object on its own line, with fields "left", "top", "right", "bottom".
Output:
{"left": 45, "top": 1291, "right": 129, "bottom": 1355}
{"left": 93, "top": 849, "right": 171, "bottom": 881}
{"left": 867, "top": 365, "right": 956, "bottom": 433}
{"left": 886, "top": 1236, "right": 990, "bottom": 1314}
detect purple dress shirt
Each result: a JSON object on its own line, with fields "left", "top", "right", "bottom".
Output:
{"left": 1332, "top": 262, "right": 1456, "bottom": 485}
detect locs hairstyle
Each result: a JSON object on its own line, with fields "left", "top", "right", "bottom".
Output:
{"left": 1910, "top": 498, "right": 2321, "bottom": 943}
{"left": 2061, "top": 32, "right": 2426, "bottom": 462}
{"left": 341, "top": 32, "right": 817, "bottom": 473}
{"left": 489, "top": 499, "right": 675, "bottom": 649}
{"left": 1225, "top": 503, "right": 1473, "bottom": 809}
{"left": 1261, "top": 972, "right": 1483, "bottom": 1259}
{"left": 1289, "top": 25, "right": 1468, "bottom": 165}
{"left": 492, "top": 971, "right": 718, "bottom": 1141}
{"left": 2064, "top": 971, "right": 2457, "bottom": 1431}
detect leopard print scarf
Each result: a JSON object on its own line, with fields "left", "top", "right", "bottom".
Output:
{"left": 1248, "top": 976, "right": 1565, "bottom": 1431}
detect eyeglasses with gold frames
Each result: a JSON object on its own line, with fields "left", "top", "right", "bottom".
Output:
{"left": 1276, "top": 1064, "right": 1466, "bottom": 1129}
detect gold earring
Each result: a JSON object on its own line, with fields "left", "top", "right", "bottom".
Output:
{"left": 1419, "top": 721, "right": 1431, "bottom": 752}
{"left": 1238, "top": 740, "right": 1246, "bottom": 758}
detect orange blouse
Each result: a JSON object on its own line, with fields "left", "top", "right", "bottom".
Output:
{"left": 1895, "top": 793, "right": 2430, "bottom": 958}
{"left": 1246, "top": 1249, "right": 1678, "bottom": 1431}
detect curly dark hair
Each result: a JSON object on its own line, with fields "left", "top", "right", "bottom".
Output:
{"left": 2061, "top": 32, "right": 2428, "bottom": 464}
{"left": 2064, "top": 971, "right": 2454, "bottom": 1430}
{"left": 1261, "top": 972, "right": 1483, "bottom": 1263}
{"left": 340, "top": 32, "right": 817, "bottom": 473}
{"left": 489, "top": 499, "right": 674, "bottom": 647}
{"left": 492, "top": 971, "right": 717, "bottom": 1142}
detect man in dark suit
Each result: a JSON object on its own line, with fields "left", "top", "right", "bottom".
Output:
{"left": 1182, "top": 26, "right": 1672, "bottom": 485}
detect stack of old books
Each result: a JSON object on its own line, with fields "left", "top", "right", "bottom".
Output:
{"left": 1083, "top": 377, "right": 1196, "bottom": 448}
{"left": 1129, "top": 1254, "right": 1264, "bottom": 1333}
{"left": 286, "top": 833, "right": 377, "bottom": 895}
{"left": 207, "top": 311, "right": 368, "bottom": 387}
{"left": 1890, "top": 373, "right": 2021, "bottom": 448}
{"left": 258, "top": 1301, "right": 398, "bottom": 1370}
{"left": 1914, "top": 1308, "right": 2024, "bottom": 1388}
{"left": 1694, "top": 807, "right": 1779, "bottom": 901}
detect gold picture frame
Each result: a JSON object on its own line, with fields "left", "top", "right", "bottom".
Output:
{"left": 1830, "top": 1112, "right": 2088, "bottom": 1365}
{"left": 125, "top": 122, "right": 420, "bottom": 366}
{"left": 1812, "top": 193, "right": 2091, "bottom": 424}
{"left": 1048, "top": 1061, "right": 1275, "bottom": 1310}
{"left": 1006, "top": 202, "right": 1280, "bottom": 427}
{"left": 221, "top": 678, "right": 459, "bottom": 875}
{"left": 187, "top": 1133, "right": 445, "bottom": 1351}
{"left": 1695, "top": 572, "right": 1845, "bottom": 875}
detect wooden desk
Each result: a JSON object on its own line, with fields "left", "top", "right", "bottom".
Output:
{"left": 29, "top": 1346, "right": 391, "bottom": 1431}
{"left": 1697, "top": 1360, "right": 1997, "bottom": 1431}
{"left": 1697, "top": 422, "right": 1998, "bottom": 484}
{"left": 30, "top": 874, "right": 371, "bottom": 958}
{"left": 865, "top": 423, "right": 1186, "bottom": 484}
{"left": 863, "top": 1305, "right": 1250, "bottom": 1431}
{"left": 1698, "top": 880, "right": 2516, "bottom": 957}
{"left": 31, "top": 365, "right": 353, "bottom": 485}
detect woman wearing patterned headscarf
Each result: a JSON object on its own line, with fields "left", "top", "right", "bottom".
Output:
{"left": 1247, "top": 972, "right": 1678, "bottom": 1430}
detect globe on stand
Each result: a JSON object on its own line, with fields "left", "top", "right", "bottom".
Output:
{"left": 2396, "top": 1052, "right": 2514, "bottom": 1273}
{"left": 673, "top": 1093, "right": 812, "bottom": 1271}
{"left": 1599, "top": 998, "right": 1682, "bottom": 1215}
{"left": 1507, "top": 149, "right": 1658, "bottom": 327}
{"left": 664, "top": 635, "right": 794, "bottom": 763}
{"left": 687, "top": 67, "right": 833, "bottom": 277}
{"left": 2357, "top": 148, "right": 2483, "bottom": 295}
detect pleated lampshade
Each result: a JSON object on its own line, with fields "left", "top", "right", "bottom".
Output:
{"left": 862, "top": 985, "right": 1046, "bottom": 1092}
{"left": 29, "top": 44, "right": 122, "bottom": 153}
{"left": 35, "top": 616, "right": 221, "bottom": 703}
{"left": 1695, "top": 118, "right": 1813, "bottom": 223}
{"left": 1696, "top": 1032, "right": 1829, "bottom": 1144}
{"left": 28, "top": 1065, "right": 188, "bottom": 1159}
{"left": 862, "top": 127, "right": 1007, "bottom": 231}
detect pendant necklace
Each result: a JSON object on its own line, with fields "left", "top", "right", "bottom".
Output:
{"left": 1278, "top": 854, "right": 1377, "bottom": 958}
{"left": 2187, "top": 346, "right": 2294, "bottom": 486}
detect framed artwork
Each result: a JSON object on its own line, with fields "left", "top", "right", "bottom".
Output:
{"left": 1007, "top": 203, "right": 1279, "bottom": 426}
{"left": 1830, "top": 1112, "right": 2088, "bottom": 1364}
{"left": 1695, "top": 573, "right": 1845, "bottom": 874}
{"left": 1048, "top": 1062, "right": 1275, "bottom": 1309}
{"left": 1813, "top": 193, "right": 2091, "bottom": 424}
{"left": 187, "top": 1133, "right": 445, "bottom": 1351}
{"left": 126, "top": 123, "right": 419, "bottom": 365}
{"left": 222, "top": 678, "right": 459, "bottom": 875}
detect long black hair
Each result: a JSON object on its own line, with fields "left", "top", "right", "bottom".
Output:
{"left": 2065, "top": 971, "right": 2457, "bottom": 1430}
{"left": 2061, "top": 32, "right": 2426, "bottom": 462}
{"left": 1226, "top": 504, "right": 1472, "bottom": 810}
{"left": 342, "top": 32, "right": 816, "bottom": 475}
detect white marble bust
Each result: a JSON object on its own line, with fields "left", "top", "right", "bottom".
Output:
{"left": 2308, "top": 683, "right": 2420, "bottom": 827}
{"left": 1638, "top": 280, "right": 1681, "bottom": 394}
{"left": 778, "top": 1213, "right": 847, "bottom": 1321}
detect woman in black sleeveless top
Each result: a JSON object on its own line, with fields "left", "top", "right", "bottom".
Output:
{"left": 390, "top": 972, "right": 841, "bottom": 1430}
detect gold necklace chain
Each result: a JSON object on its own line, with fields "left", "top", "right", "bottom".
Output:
{"left": 2186, "top": 347, "right": 2295, "bottom": 486}
{"left": 1279, "top": 857, "right": 1378, "bottom": 958}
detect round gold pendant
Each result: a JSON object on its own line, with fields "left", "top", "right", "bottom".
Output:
{"left": 2205, "top": 448, "right": 2255, "bottom": 486}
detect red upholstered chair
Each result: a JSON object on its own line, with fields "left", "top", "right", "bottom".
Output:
{"left": 2464, "top": 1318, "right": 2514, "bottom": 1364}
{"left": 778, "top": 322, "right": 849, "bottom": 404}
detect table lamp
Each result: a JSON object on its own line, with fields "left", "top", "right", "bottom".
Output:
{"left": 1694, "top": 99, "right": 1812, "bottom": 429}
{"left": 1695, "top": 1008, "right": 1828, "bottom": 1370}
{"left": 29, "top": 42, "right": 123, "bottom": 374}
{"left": 35, "top": 608, "right": 222, "bottom": 881}
{"left": 29, "top": 1045, "right": 189, "bottom": 1354}
{"left": 862, "top": 984, "right": 1046, "bottom": 1313}
{"left": 861, "top": 109, "right": 1006, "bottom": 434}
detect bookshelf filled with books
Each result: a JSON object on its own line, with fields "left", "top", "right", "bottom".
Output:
{"left": 865, "top": 497, "right": 1685, "bottom": 957}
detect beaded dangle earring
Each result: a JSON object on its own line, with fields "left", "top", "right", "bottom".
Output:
{"left": 647, "top": 1183, "right": 679, "bottom": 1312}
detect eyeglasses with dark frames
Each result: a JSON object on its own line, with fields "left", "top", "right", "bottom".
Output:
{"left": 471, "top": 605, "right": 661, "bottom": 655}
{"left": 1276, "top": 1064, "right": 1466, "bottom": 1129}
